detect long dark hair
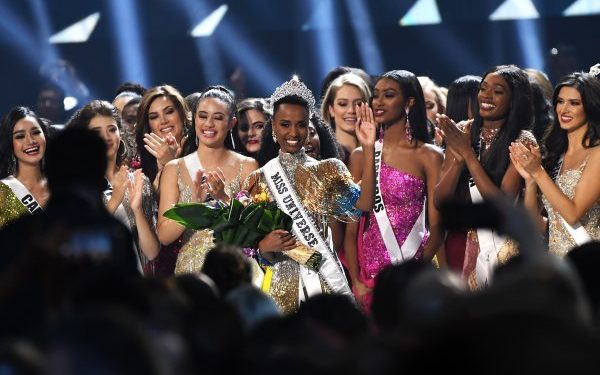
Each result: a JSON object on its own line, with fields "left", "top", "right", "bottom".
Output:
{"left": 311, "top": 113, "right": 345, "bottom": 161}
{"left": 66, "top": 100, "right": 127, "bottom": 166}
{"left": 186, "top": 85, "right": 237, "bottom": 154}
{"left": 136, "top": 85, "right": 191, "bottom": 183}
{"left": 234, "top": 97, "right": 270, "bottom": 156}
{"left": 376, "top": 70, "right": 431, "bottom": 144}
{"left": 0, "top": 107, "right": 48, "bottom": 179}
{"left": 469, "top": 65, "right": 533, "bottom": 186}
{"left": 446, "top": 75, "right": 481, "bottom": 123}
{"left": 256, "top": 95, "right": 309, "bottom": 167}
{"left": 543, "top": 72, "right": 600, "bottom": 177}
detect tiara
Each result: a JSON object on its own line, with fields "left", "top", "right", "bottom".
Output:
{"left": 270, "top": 75, "right": 316, "bottom": 111}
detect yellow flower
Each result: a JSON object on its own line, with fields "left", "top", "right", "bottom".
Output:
{"left": 253, "top": 192, "right": 269, "bottom": 204}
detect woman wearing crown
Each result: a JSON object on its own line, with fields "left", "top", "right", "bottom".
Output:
{"left": 245, "top": 77, "right": 376, "bottom": 313}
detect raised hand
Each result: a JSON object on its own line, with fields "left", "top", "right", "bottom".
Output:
{"left": 258, "top": 229, "right": 296, "bottom": 252}
{"left": 205, "top": 168, "right": 229, "bottom": 202}
{"left": 437, "top": 114, "right": 473, "bottom": 161}
{"left": 144, "top": 132, "right": 182, "bottom": 170}
{"left": 355, "top": 102, "right": 376, "bottom": 148}
{"left": 127, "top": 169, "right": 144, "bottom": 212}
{"left": 111, "top": 165, "right": 129, "bottom": 206}
{"left": 192, "top": 170, "right": 209, "bottom": 203}
{"left": 510, "top": 142, "right": 542, "bottom": 176}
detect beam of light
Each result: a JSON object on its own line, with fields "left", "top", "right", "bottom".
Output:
{"left": 400, "top": 0, "right": 442, "bottom": 26}
{"left": 302, "top": 0, "right": 343, "bottom": 82}
{"left": 489, "top": 0, "right": 539, "bottom": 21}
{"left": 28, "top": 0, "right": 58, "bottom": 61}
{"left": 345, "top": 0, "right": 384, "bottom": 75}
{"left": 108, "top": 0, "right": 150, "bottom": 87}
{"left": 515, "top": 19, "right": 544, "bottom": 71}
{"left": 0, "top": 2, "right": 39, "bottom": 62}
{"left": 191, "top": 4, "right": 228, "bottom": 37}
{"left": 563, "top": 0, "right": 600, "bottom": 16}
{"left": 49, "top": 12, "right": 100, "bottom": 43}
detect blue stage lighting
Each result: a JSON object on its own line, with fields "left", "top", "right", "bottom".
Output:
{"left": 345, "top": 0, "right": 384, "bottom": 75}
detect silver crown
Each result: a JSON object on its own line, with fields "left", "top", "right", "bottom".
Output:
{"left": 270, "top": 75, "right": 316, "bottom": 112}
{"left": 590, "top": 63, "right": 600, "bottom": 79}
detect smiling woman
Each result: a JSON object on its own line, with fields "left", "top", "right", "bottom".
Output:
{"left": 0, "top": 107, "right": 49, "bottom": 228}
{"left": 66, "top": 100, "right": 160, "bottom": 274}
{"left": 156, "top": 86, "right": 259, "bottom": 277}
{"left": 243, "top": 76, "right": 377, "bottom": 314}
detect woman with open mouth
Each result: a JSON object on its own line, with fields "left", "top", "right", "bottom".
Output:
{"left": 234, "top": 98, "right": 269, "bottom": 160}
{"left": 0, "top": 107, "right": 49, "bottom": 228}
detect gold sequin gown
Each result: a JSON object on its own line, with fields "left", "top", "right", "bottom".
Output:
{"left": 173, "top": 162, "right": 247, "bottom": 276}
{"left": 543, "top": 157, "right": 600, "bottom": 256}
{"left": 245, "top": 150, "right": 361, "bottom": 314}
{"left": 0, "top": 181, "right": 30, "bottom": 228}
{"left": 463, "top": 130, "right": 537, "bottom": 290}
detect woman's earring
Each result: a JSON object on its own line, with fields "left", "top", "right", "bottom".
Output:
{"left": 8, "top": 154, "right": 16, "bottom": 175}
{"left": 404, "top": 107, "right": 413, "bottom": 143}
{"left": 272, "top": 131, "right": 277, "bottom": 143}
{"left": 229, "top": 129, "right": 236, "bottom": 149}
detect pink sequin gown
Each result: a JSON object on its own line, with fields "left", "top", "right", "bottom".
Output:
{"left": 356, "top": 161, "right": 428, "bottom": 306}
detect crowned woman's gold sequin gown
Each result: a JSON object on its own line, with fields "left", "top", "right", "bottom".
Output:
{"left": 543, "top": 157, "right": 600, "bottom": 256}
{"left": 245, "top": 150, "right": 361, "bottom": 314}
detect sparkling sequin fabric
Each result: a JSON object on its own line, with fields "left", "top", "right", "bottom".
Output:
{"left": 358, "top": 162, "right": 428, "bottom": 282}
{"left": 104, "top": 172, "right": 157, "bottom": 270}
{"left": 543, "top": 158, "right": 600, "bottom": 256}
{"left": 244, "top": 150, "right": 360, "bottom": 314}
{"left": 174, "top": 161, "right": 244, "bottom": 275}
{"left": 0, "top": 181, "right": 30, "bottom": 228}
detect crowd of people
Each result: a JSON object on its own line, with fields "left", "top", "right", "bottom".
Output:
{"left": 0, "top": 62, "right": 599, "bottom": 373}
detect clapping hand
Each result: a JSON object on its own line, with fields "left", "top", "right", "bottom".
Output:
{"left": 144, "top": 132, "right": 182, "bottom": 170}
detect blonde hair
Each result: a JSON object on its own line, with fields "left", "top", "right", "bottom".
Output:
{"left": 320, "top": 73, "right": 371, "bottom": 128}
{"left": 418, "top": 76, "right": 447, "bottom": 112}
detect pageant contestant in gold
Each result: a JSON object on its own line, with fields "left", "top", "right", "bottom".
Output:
{"left": 0, "top": 107, "right": 49, "bottom": 228}
{"left": 245, "top": 77, "right": 376, "bottom": 313}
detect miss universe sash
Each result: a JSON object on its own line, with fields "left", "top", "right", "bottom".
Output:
{"left": 1, "top": 175, "right": 43, "bottom": 214}
{"left": 373, "top": 140, "right": 426, "bottom": 263}
{"left": 263, "top": 158, "right": 353, "bottom": 302}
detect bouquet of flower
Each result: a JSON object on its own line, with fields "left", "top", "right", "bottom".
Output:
{"left": 163, "top": 191, "right": 322, "bottom": 270}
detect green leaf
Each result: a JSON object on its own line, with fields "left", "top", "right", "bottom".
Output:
{"left": 163, "top": 203, "right": 218, "bottom": 230}
{"left": 257, "top": 210, "right": 274, "bottom": 233}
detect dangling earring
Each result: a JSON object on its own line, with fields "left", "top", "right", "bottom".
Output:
{"left": 272, "top": 131, "right": 277, "bottom": 143}
{"left": 196, "top": 135, "right": 199, "bottom": 146}
{"left": 229, "top": 129, "right": 236, "bottom": 149}
{"left": 404, "top": 107, "right": 413, "bottom": 142}
{"left": 378, "top": 124, "right": 384, "bottom": 142}
{"left": 8, "top": 154, "right": 16, "bottom": 175}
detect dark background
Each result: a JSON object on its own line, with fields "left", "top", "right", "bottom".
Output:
{"left": 0, "top": 0, "right": 598, "bottom": 115}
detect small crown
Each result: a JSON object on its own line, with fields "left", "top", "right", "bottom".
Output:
{"left": 270, "top": 75, "right": 316, "bottom": 112}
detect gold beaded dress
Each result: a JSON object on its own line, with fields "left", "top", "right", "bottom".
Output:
{"left": 543, "top": 157, "right": 600, "bottom": 256}
{"left": 0, "top": 181, "right": 30, "bottom": 228}
{"left": 245, "top": 150, "right": 361, "bottom": 314}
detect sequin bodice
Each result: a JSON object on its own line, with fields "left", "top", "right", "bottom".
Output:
{"left": 0, "top": 181, "right": 30, "bottom": 228}
{"left": 361, "top": 162, "right": 427, "bottom": 280}
{"left": 543, "top": 158, "right": 600, "bottom": 256}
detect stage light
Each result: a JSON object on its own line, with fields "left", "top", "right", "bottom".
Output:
{"left": 49, "top": 12, "right": 100, "bottom": 43}
{"left": 515, "top": 20, "right": 544, "bottom": 71}
{"left": 489, "top": 0, "right": 539, "bottom": 21}
{"left": 190, "top": 4, "right": 228, "bottom": 37}
{"left": 108, "top": 0, "right": 150, "bottom": 87}
{"left": 345, "top": 0, "right": 384, "bottom": 75}
{"left": 302, "top": 0, "right": 343, "bottom": 81}
{"left": 400, "top": 0, "right": 441, "bottom": 26}
{"left": 563, "top": 0, "right": 600, "bottom": 17}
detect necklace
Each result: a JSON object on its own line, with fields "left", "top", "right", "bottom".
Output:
{"left": 479, "top": 127, "right": 501, "bottom": 150}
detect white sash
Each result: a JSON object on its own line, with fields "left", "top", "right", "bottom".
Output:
{"left": 554, "top": 156, "right": 593, "bottom": 246}
{"left": 560, "top": 217, "right": 593, "bottom": 246}
{"left": 262, "top": 159, "right": 353, "bottom": 302}
{"left": 1, "top": 176, "right": 43, "bottom": 214}
{"left": 373, "top": 140, "right": 426, "bottom": 263}
{"left": 184, "top": 152, "right": 203, "bottom": 180}
{"left": 469, "top": 185, "right": 507, "bottom": 287}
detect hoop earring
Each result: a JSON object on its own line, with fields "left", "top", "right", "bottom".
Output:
{"left": 404, "top": 107, "right": 413, "bottom": 143}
